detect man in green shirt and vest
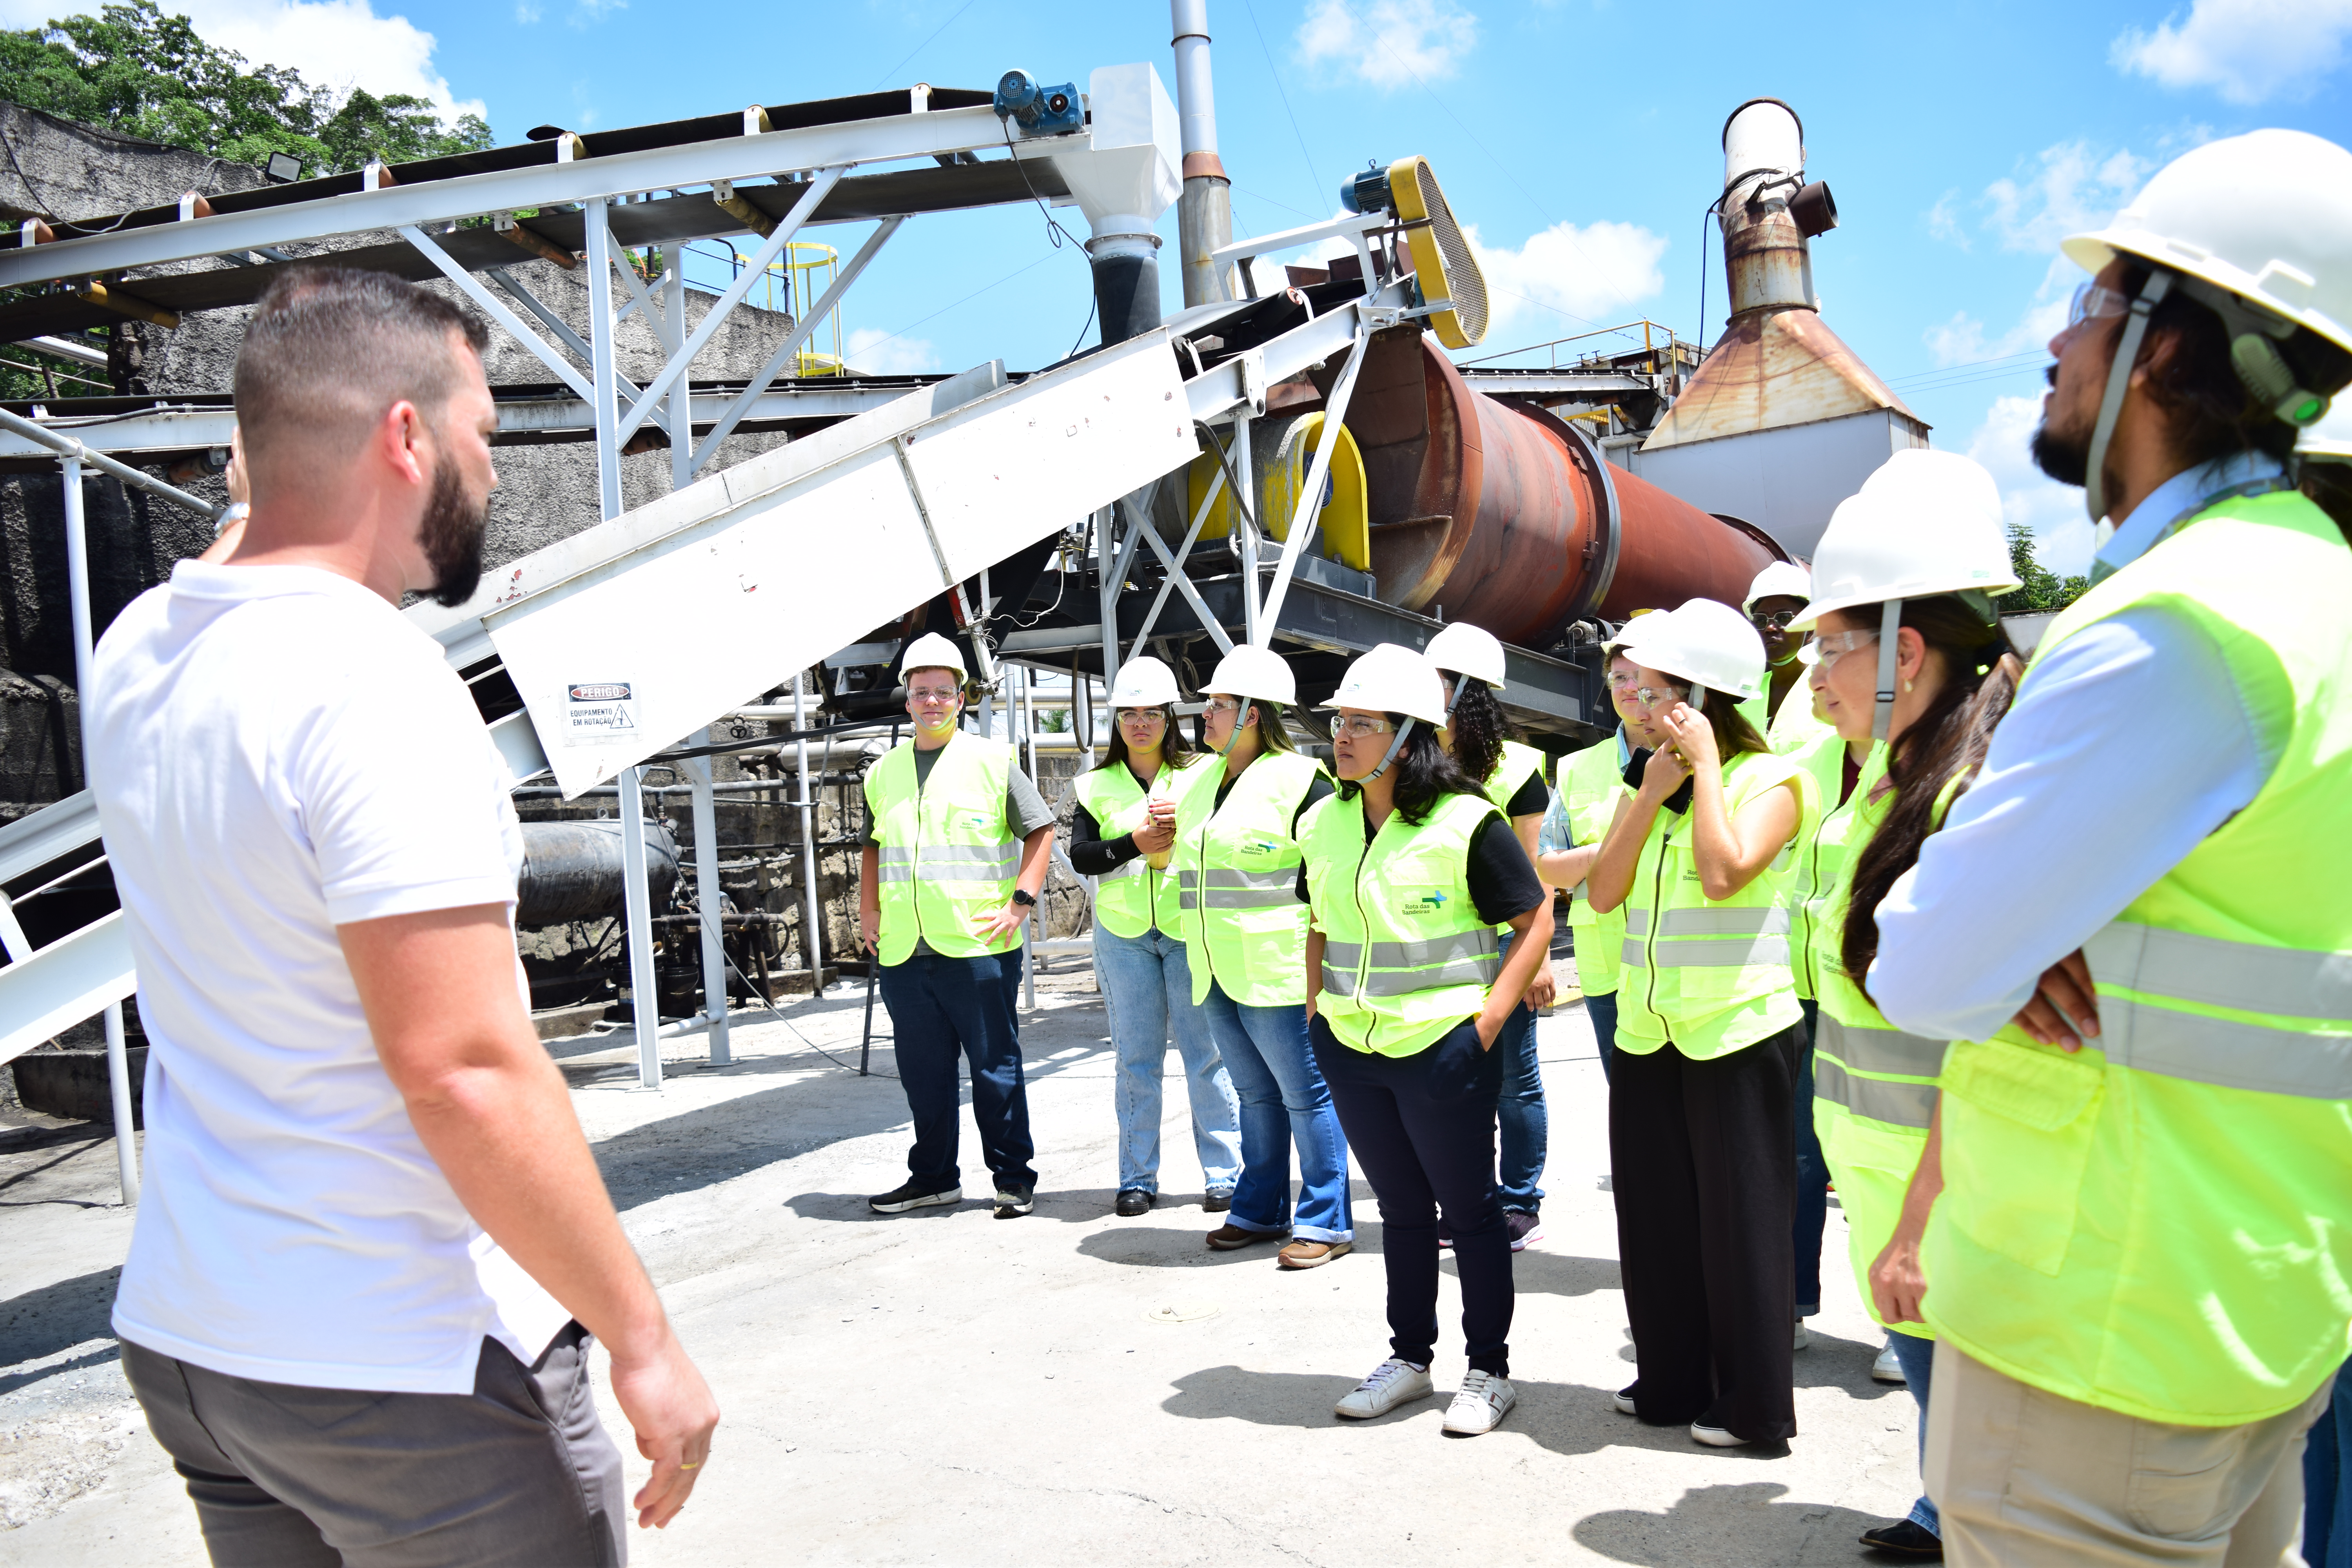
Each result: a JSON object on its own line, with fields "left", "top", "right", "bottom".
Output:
{"left": 1866, "top": 130, "right": 2352, "bottom": 1564}
{"left": 859, "top": 633, "right": 1058, "bottom": 1220}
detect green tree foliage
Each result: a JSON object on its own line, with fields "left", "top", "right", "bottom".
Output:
{"left": 2005, "top": 520, "right": 2089, "bottom": 613}
{"left": 0, "top": 0, "right": 492, "bottom": 183}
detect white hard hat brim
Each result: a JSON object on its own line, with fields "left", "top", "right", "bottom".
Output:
{"left": 2062, "top": 225, "right": 2352, "bottom": 358}
{"left": 1788, "top": 569, "right": 2024, "bottom": 633}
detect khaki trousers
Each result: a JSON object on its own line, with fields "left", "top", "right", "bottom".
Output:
{"left": 1925, "top": 1339, "right": 2330, "bottom": 1567}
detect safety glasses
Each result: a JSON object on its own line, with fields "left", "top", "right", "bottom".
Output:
{"left": 1333, "top": 715, "right": 1397, "bottom": 739}
{"left": 2067, "top": 281, "right": 2131, "bottom": 330}
{"left": 1751, "top": 609, "right": 1801, "bottom": 631}
{"left": 1799, "top": 628, "right": 1878, "bottom": 676}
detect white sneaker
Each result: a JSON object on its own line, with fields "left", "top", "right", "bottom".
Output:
{"left": 1612, "top": 1383, "right": 1639, "bottom": 1415}
{"left": 1872, "top": 1344, "right": 1908, "bottom": 1384}
{"left": 1793, "top": 1318, "right": 1811, "bottom": 1351}
{"left": 1333, "top": 1357, "right": 1433, "bottom": 1419}
{"left": 1691, "top": 1421, "right": 1753, "bottom": 1448}
{"left": 1443, "top": 1370, "right": 1517, "bottom": 1435}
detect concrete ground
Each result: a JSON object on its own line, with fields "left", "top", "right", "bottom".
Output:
{"left": 1, "top": 969, "right": 1930, "bottom": 1566}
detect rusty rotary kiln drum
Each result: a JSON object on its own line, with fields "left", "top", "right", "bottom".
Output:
{"left": 1330, "top": 328, "right": 1781, "bottom": 643}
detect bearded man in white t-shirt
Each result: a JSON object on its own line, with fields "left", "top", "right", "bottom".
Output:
{"left": 88, "top": 267, "right": 718, "bottom": 1566}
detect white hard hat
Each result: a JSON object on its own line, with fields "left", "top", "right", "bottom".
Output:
{"left": 1742, "top": 560, "right": 1812, "bottom": 610}
{"left": 900, "top": 631, "right": 967, "bottom": 683}
{"left": 1861, "top": 447, "right": 2006, "bottom": 529}
{"left": 1423, "top": 621, "right": 1507, "bottom": 690}
{"left": 2299, "top": 398, "right": 2352, "bottom": 461}
{"left": 1108, "top": 655, "right": 1179, "bottom": 708}
{"left": 2063, "top": 129, "right": 2352, "bottom": 363}
{"left": 1792, "top": 482, "right": 2021, "bottom": 633}
{"left": 1321, "top": 642, "right": 1451, "bottom": 726}
{"left": 1600, "top": 605, "right": 1666, "bottom": 652}
{"left": 1616, "top": 598, "right": 1766, "bottom": 703}
{"left": 1204, "top": 642, "right": 1296, "bottom": 706}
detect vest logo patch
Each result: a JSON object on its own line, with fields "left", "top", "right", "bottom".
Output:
{"left": 1244, "top": 838, "right": 1281, "bottom": 855}
{"left": 1404, "top": 891, "right": 1448, "bottom": 916}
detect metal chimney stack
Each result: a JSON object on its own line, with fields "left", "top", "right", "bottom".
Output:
{"left": 1170, "top": 0, "right": 1232, "bottom": 307}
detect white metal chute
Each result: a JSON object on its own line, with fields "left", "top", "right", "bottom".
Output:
{"left": 0, "top": 911, "right": 134, "bottom": 1068}
{"left": 481, "top": 327, "right": 1196, "bottom": 799}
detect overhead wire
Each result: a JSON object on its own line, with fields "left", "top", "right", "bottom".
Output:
{"left": 1239, "top": 0, "right": 1324, "bottom": 214}
{"left": 864, "top": 0, "right": 983, "bottom": 93}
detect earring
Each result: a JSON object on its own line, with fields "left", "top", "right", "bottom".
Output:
{"left": 1902, "top": 679, "right": 1914, "bottom": 693}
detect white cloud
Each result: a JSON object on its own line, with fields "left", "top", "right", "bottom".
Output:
{"left": 1924, "top": 256, "right": 2075, "bottom": 367}
{"left": 67, "top": 0, "right": 493, "bottom": 123}
{"left": 568, "top": 0, "right": 624, "bottom": 23}
{"left": 1926, "top": 189, "right": 1968, "bottom": 249}
{"left": 1964, "top": 392, "right": 2096, "bottom": 576}
{"left": 513, "top": 0, "right": 541, "bottom": 19}
{"left": 1466, "top": 218, "right": 1668, "bottom": 339}
{"left": 1981, "top": 140, "right": 2151, "bottom": 253}
{"left": 1296, "top": 0, "right": 1480, "bottom": 88}
{"left": 845, "top": 327, "right": 938, "bottom": 376}
{"left": 2112, "top": 0, "right": 2352, "bottom": 104}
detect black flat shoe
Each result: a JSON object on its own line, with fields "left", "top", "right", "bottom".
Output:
{"left": 1202, "top": 1191, "right": 1232, "bottom": 1213}
{"left": 1859, "top": 1519, "right": 1942, "bottom": 1559}
{"left": 1114, "top": 1189, "right": 1154, "bottom": 1217}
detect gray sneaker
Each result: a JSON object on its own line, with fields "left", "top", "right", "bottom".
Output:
{"left": 1334, "top": 1357, "right": 1434, "bottom": 1419}
{"left": 993, "top": 1185, "right": 1035, "bottom": 1219}
{"left": 869, "top": 1182, "right": 959, "bottom": 1214}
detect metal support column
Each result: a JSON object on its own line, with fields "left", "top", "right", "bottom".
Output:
{"left": 61, "top": 456, "right": 137, "bottom": 1204}
{"left": 1230, "top": 412, "right": 1261, "bottom": 643}
{"left": 619, "top": 767, "right": 662, "bottom": 1089}
{"left": 661, "top": 242, "right": 692, "bottom": 493}
{"left": 582, "top": 196, "right": 626, "bottom": 523}
{"left": 791, "top": 673, "right": 824, "bottom": 1001}
{"left": 1015, "top": 663, "right": 1037, "bottom": 1010}
{"left": 1096, "top": 504, "right": 1121, "bottom": 685}
{"left": 687, "top": 730, "right": 729, "bottom": 1065}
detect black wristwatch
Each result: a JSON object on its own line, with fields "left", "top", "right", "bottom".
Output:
{"left": 1010, "top": 889, "right": 1038, "bottom": 908}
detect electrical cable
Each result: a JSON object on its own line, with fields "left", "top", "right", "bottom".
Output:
{"left": 1239, "top": 0, "right": 1323, "bottom": 214}
{"left": 998, "top": 118, "right": 1093, "bottom": 258}
{"left": 864, "top": 0, "right": 981, "bottom": 93}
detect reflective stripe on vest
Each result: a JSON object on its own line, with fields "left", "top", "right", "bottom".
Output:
{"left": 1320, "top": 931, "right": 1501, "bottom": 998}
{"left": 1176, "top": 866, "right": 1299, "bottom": 909}
{"left": 1817, "top": 1013, "right": 1948, "bottom": 1079}
{"left": 1622, "top": 906, "right": 1793, "bottom": 971}
{"left": 2082, "top": 921, "right": 2352, "bottom": 1099}
{"left": 1815, "top": 1054, "right": 1938, "bottom": 1130}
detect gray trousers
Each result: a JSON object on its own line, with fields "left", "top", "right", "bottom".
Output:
{"left": 122, "top": 1321, "right": 626, "bottom": 1567}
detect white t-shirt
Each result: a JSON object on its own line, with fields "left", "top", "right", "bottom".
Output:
{"left": 91, "top": 561, "right": 567, "bottom": 1394}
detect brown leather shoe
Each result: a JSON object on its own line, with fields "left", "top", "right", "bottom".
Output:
{"left": 1277, "top": 1238, "right": 1353, "bottom": 1269}
{"left": 1205, "top": 1223, "right": 1284, "bottom": 1250}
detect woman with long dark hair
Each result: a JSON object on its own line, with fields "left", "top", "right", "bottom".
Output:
{"left": 1172, "top": 643, "right": 1351, "bottom": 1268}
{"left": 1299, "top": 644, "right": 1552, "bottom": 1436}
{"left": 1587, "top": 598, "right": 1820, "bottom": 1450}
{"left": 1425, "top": 621, "right": 1554, "bottom": 1249}
{"left": 1068, "top": 655, "right": 1241, "bottom": 1218}
{"left": 1791, "top": 461, "right": 2022, "bottom": 1559}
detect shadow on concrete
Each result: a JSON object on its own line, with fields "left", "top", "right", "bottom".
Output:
{"left": 0, "top": 1265, "right": 119, "bottom": 1373}
{"left": 1572, "top": 1481, "right": 1890, "bottom": 1565}
{"left": 780, "top": 1190, "right": 980, "bottom": 1224}
{"left": 583, "top": 1038, "right": 1116, "bottom": 1213}
{"left": 1160, "top": 1366, "right": 1796, "bottom": 1465}
{"left": 1488, "top": 1249, "right": 1619, "bottom": 1299}
{"left": 1795, "top": 1327, "right": 1907, "bottom": 1399}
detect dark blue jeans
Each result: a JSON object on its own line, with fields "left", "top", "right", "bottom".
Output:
{"left": 1793, "top": 999, "right": 1829, "bottom": 1316}
{"left": 1313, "top": 1014, "right": 1514, "bottom": 1377}
{"left": 1588, "top": 989, "right": 1619, "bottom": 1083}
{"left": 1495, "top": 996, "right": 1546, "bottom": 1214}
{"left": 2305, "top": 1358, "right": 2352, "bottom": 1568}
{"left": 879, "top": 949, "right": 1036, "bottom": 1192}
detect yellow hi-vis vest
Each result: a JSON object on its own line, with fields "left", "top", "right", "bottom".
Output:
{"left": 1614, "top": 748, "right": 1817, "bottom": 1060}
{"left": 1482, "top": 739, "right": 1546, "bottom": 813}
{"left": 1556, "top": 738, "right": 1628, "bottom": 998}
{"left": 1809, "top": 742, "right": 1957, "bottom": 1330}
{"left": 1784, "top": 729, "right": 1855, "bottom": 1002}
{"left": 1482, "top": 739, "right": 1547, "bottom": 937}
{"left": 1071, "top": 757, "right": 1197, "bottom": 939}
{"left": 1173, "top": 750, "right": 1324, "bottom": 1007}
{"left": 1303, "top": 789, "right": 1503, "bottom": 1057}
{"left": 863, "top": 731, "right": 1019, "bottom": 964}
{"left": 1924, "top": 488, "right": 2352, "bottom": 1427}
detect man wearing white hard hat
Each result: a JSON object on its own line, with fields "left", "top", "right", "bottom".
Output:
{"left": 1425, "top": 620, "right": 1556, "bottom": 1252}
{"left": 1067, "top": 655, "right": 1241, "bottom": 1218}
{"left": 1587, "top": 599, "right": 1819, "bottom": 1450}
{"left": 1737, "top": 560, "right": 1832, "bottom": 751}
{"left": 858, "top": 632, "right": 1059, "bottom": 1220}
{"left": 1866, "top": 129, "right": 2352, "bottom": 1563}
{"left": 1300, "top": 644, "right": 1551, "bottom": 1437}
{"left": 1172, "top": 643, "right": 1352, "bottom": 1269}
{"left": 1784, "top": 460, "right": 2025, "bottom": 1561}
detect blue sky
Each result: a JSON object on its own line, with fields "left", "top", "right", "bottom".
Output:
{"left": 10, "top": 0, "right": 2349, "bottom": 570}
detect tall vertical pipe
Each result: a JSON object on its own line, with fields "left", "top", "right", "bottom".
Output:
{"left": 688, "top": 730, "right": 729, "bottom": 1065}
{"left": 620, "top": 768, "right": 662, "bottom": 1089}
{"left": 61, "top": 456, "right": 138, "bottom": 1204}
{"left": 1170, "top": 0, "right": 1232, "bottom": 308}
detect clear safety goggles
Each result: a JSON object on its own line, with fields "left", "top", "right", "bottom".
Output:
{"left": 1798, "top": 628, "right": 1878, "bottom": 676}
